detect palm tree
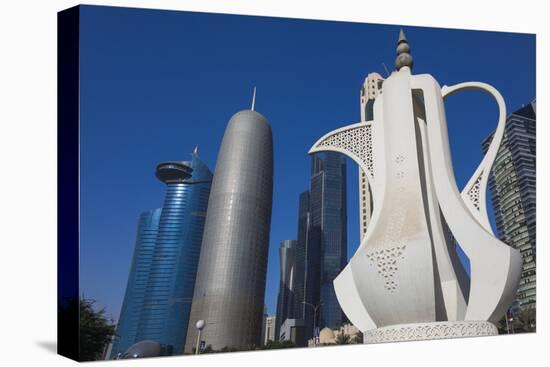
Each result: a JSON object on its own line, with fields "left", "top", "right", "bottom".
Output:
{"left": 335, "top": 331, "right": 351, "bottom": 344}
{"left": 514, "top": 305, "right": 536, "bottom": 332}
{"left": 497, "top": 304, "right": 536, "bottom": 334}
{"left": 352, "top": 331, "right": 364, "bottom": 344}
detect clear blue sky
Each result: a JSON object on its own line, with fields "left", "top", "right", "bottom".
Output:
{"left": 78, "top": 5, "right": 535, "bottom": 321}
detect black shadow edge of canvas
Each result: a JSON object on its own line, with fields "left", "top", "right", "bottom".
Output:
{"left": 58, "top": 5, "right": 80, "bottom": 362}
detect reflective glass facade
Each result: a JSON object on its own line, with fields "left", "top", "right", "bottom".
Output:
{"left": 293, "top": 191, "right": 321, "bottom": 343}
{"left": 275, "top": 240, "right": 297, "bottom": 340}
{"left": 310, "top": 152, "right": 348, "bottom": 329}
{"left": 111, "top": 209, "right": 162, "bottom": 357}
{"left": 293, "top": 192, "right": 309, "bottom": 322}
{"left": 290, "top": 153, "right": 347, "bottom": 343}
{"left": 308, "top": 152, "right": 347, "bottom": 329}
{"left": 483, "top": 101, "right": 536, "bottom": 308}
{"left": 111, "top": 151, "right": 213, "bottom": 356}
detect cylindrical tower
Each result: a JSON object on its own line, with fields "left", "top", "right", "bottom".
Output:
{"left": 135, "top": 151, "right": 213, "bottom": 355}
{"left": 110, "top": 209, "right": 162, "bottom": 358}
{"left": 185, "top": 108, "right": 273, "bottom": 352}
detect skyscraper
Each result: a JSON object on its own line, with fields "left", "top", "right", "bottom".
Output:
{"left": 482, "top": 101, "right": 536, "bottom": 308}
{"left": 310, "top": 152, "right": 348, "bottom": 329}
{"left": 185, "top": 98, "right": 274, "bottom": 352}
{"left": 111, "top": 149, "right": 213, "bottom": 357}
{"left": 275, "top": 240, "right": 297, "bottom": 340}
{"left": 111, "top": 209, "right": 162, "bottom": 357}
{"left": 290, "top": 153, "right": 347, "bottom": 342}
{"left": 293, "top": 192, "right": 309, "bottom": 322}
{"left": 359, "top": 72, "right": 384, "bottom": 241}
{"left": 293, "top": 191, "right": 321, "bottom": 343}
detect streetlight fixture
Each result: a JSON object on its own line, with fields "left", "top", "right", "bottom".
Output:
{"left": 195, "top": 319, "right": 206, "bottom": 355}
{"left": 302, "top": 301, "right": 322, "bottom": 347}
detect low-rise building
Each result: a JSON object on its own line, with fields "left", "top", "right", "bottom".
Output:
{"left": 263, "top": 316, "right": 276, "bottom": 345}
{"left": 307, "top": 324, "right": 361, "bottom": 346}
{"left": 279, "top": 318, "right": 305, "bottom": 346}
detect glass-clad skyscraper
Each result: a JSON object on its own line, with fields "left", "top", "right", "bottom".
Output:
{"left": 111, "top": 149, "right": 213, "bottom": 357}
{"left": 275, "top": 240, "right": 297, "bottom": 340}
{"left": 293, "top": 191, "right": 321, "bottom": 343}
{"left": 482, "top": 101, "right": 536, "bottom": 308}
{"left": 289, "top": 152, "right": 347, "bottom": 343}
{"left": 310, "top": 152, "right": 347, "bottom": 329}
{"left": 111, "top": 209, "right": 162, "bottom": 357}
{"left": 293, "top": 192, "right": 310, "bottom": 323}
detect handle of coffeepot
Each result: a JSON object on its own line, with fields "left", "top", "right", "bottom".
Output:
{"left": 441, "top": 82, "right": 507, "bottom": 233}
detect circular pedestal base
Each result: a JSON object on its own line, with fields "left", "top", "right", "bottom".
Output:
{"left": 364, "top": 321, "right": 498, "bottom": 344}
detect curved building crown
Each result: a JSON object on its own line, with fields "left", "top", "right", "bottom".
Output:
{"left": 112, "top": 149, "right": 213, "bottom": 357}
{"left": 155, "top": 161, "right": 193, "bottom": 183}
{"left": 185, "top": 108, "right": 274, "bottom": 352}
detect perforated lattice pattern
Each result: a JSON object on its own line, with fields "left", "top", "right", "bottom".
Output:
{"left": 318, "top": 125, "right": 373, "bottom": 176}
{"left": 365, "top": 206, "right": 407, "bottom": 292}
{"left": 365, "top": 245, "right": 407, "bottom": 292}
{"left": 467, "top": 175, "right": 482, "bottom": 210}
{"left": 364, "top": 321, "right": 498, "bottom": 343}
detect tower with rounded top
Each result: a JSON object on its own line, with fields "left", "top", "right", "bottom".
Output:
{"left": 185, "top": 90, "right": 274, "bottom": 352}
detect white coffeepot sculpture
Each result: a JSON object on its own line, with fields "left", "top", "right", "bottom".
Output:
{"left": 309, "top": 29, "right": 522, "bottom": 343}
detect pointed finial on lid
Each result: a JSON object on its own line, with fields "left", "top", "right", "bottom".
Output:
{"left": 193, "top": 145, "right": 199, "bottom": 156}
{"left": 251, "top": 86, "right": 257, "bottom": 111}
{"left": 398, "top": 28, "right": 407, "bottom": 43}
{"left": 395, "top": 28, "right": 413, "bottom": 71}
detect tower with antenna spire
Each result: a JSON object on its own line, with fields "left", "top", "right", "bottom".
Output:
{"left": 111, "top": 148, "right": 213, "bottom": 357}
{"left": 185, "top": 93, "right": 273, "bottom": 352}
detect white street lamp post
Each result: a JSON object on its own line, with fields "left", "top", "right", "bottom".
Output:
{"left": 195, "top": 319, "right": 206, "bottom": 355}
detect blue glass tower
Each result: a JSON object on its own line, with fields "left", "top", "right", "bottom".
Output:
{"left": 310, "top": 152, "right": 347, "bottom": 329}
{"left": 293, "top": 191, "right": 321, "bottom": 344}
{"left": 275, "top": 240, "right": 297, "bottom": 340}
{"left": 112, "top": 148, "right": 213, "bottom": 356}
{"left": 111, "top": 209, "right": 162, "bottom": 357}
